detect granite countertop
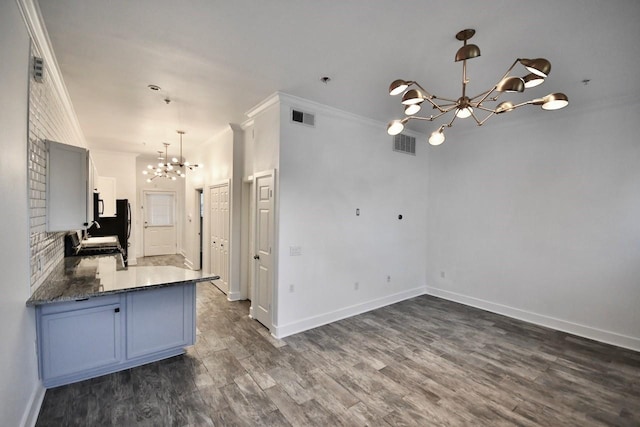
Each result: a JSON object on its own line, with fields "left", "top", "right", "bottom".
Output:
{"left": 27, "top": 254, "right": 219, "bottom": 306}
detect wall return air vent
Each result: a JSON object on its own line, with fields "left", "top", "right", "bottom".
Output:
{"left": 291, "top": 108, "right": 315, "bottom": 127}
{"left": 393, "top": 133, "right": 416, "bottom": 155}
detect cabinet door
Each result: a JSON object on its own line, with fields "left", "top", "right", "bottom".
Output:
{"left": 40, "top": 303, "right": 122, "bottom": 381}
{"left": 126, "top": 284, "right": 195, "bottom": 359}
{"left": 46, "top": 140, "right": 89, "bottom": 231}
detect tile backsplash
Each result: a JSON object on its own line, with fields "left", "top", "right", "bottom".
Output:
{"left": 28, "top": 43, "right": 85, "bottom": 293}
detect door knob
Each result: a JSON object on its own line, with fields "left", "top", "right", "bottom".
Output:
{"left": 253, "top": 255, "right": 260, "bottom": 260}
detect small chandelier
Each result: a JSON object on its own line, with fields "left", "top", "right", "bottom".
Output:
{"left": 387, "top": 29, "right": 569, "bottom": 146}
{"left": 142, "top": 130, "right": 201, "bottom": 182}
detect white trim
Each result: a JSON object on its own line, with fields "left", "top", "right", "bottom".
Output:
{"left": 245, "top": 93, "right": 281, "bottom": 119}
{"left": 16, "top": 0, "right": 87, "bottom": 148}
{"left": 20, "top": 382, "right": 45, "bottom": 427}
{"left": 425, "top": 287, "right": 640, "bottom": 352}
{"left": 227, "top": 291, "right": 242, "bottom": 301}
{"left": 272, "top": 286, "right": 427, "bottom": 339}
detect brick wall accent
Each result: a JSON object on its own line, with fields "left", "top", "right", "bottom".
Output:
{"left": 28, "top": 43, "right": 85, "bottom": 292}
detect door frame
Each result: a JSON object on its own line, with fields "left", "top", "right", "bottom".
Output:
{"left": 249, "top": 169, "right": 277, "bottom": 333}
{"left": 141, "top": 189, "right": 177, "bottom": 257}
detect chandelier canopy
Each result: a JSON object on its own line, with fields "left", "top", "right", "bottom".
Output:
{"left": 142, "top": 130, "right": 201, "bottom": 182}
{"left": 387, "top": 29, "right": 569, "bottom": 146}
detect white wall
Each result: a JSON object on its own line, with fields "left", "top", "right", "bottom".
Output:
{"left": 0, "top": 1, "right": 42, "bottom": 425}
{"left": 91, "top": 150, "right": 138, "bottom": 264}
{"left": 135, "top": 156, "right": 184, "bottom": 259}
{"left": 273, "top": 94, "right": 429, "bottom": 337}
{"left": 426, "top": 98, "right": 640, "bottom": 350}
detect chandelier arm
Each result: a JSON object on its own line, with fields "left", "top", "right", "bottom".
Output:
{"left": 474, "top": 58, "right": 521, "bottom": 106}
{"left": 469, "top": 88, "right": 496, "bottom": 103}
{"left": 443, "top": 112, "right": 459, "bottom": 128}
{"left": 412, "top": 82, "right": 450, "bottom": 113}
{"left": 431, "top": 95, "right": 460, "bottom": 104}
{"left": 474, "top": 110, "right": 496, "bottom": 126}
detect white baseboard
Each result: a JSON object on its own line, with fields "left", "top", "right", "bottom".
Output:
{"left": 21, "top": 381, "right": 45, "bottom": 427}
{"left": 272, "top": 286, "right": 427, "bottom": 339}
{"left": 426, "top": 286, "right": 640, "bottom": 352}
{"left": 227, "top": 291, "right": 243, "bottom": 301}
{"left": 183, "top": 257, "right": 194, "bottom": 270}
{"left": 127, "top": 257, "right": 137, "bottom": 266}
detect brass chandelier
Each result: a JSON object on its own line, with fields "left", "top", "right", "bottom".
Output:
{"left": 142, "top": 130, "right": 201, "bottom": 182}
{"left": 387, "top": 29, "right": 569, "bottom": 146}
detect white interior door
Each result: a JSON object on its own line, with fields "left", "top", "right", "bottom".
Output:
{"left": 210, "top": 183, "right": 230, "bottom": 294}
{"left": 252, "top": 172, "right": 274, "bottom": 329}
{"left": 143, "top": 191, "right": 176, "bottom": 256}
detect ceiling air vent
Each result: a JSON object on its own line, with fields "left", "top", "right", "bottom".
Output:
{"left": 393, "top": 133, "right": 416, "bottom": 155}
{"left": 291, "top": 109, "right": 315, "bottom": 127}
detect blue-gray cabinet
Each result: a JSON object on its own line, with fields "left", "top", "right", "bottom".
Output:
{"left": 36, "top": 284, "right": 195, "bottom": 388}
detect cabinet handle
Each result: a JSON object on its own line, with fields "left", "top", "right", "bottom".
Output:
{"left": 114, "top": 307, "right": 120, "bottom": 313}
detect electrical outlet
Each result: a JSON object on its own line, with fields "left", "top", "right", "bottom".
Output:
{"left": 440, "top": 271, "right": 446, "bottom": 278}
{"left": 354, "top": 282, "right": 359, "bottom": 290}
{"left": 289, "top": 246, "right": 302, "bottom": 256}
{"left": 289, "top": 284, "right": 295, "bottom": 293}
{"left": 387, "top": 275, "right": 391, "bottom": 283}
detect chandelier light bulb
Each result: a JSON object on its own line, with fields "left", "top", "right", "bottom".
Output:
{"left": 404, "top": 104, "right": 421, "bottom": 115}
{"left": 456, "top": 107, "right": 473, "bottom": 118}
{"left": 389, "top": 79, "right": 409, "bottom": 96}
{"left": 429, "top": 128, "right": 446, "bottom": 146}
{"left": 541, "top": 93, "right": 569, "bottom": 110}
{"left": 142, "top": 170, "right": 148, "bottom": 175}
{"left": 146, "top": 178, "right": 151, "bottom": 183}
{"left": 520, "top": 58, "right": 551, "bottom": 78}
{"left": 523, "top": 73, "right": 545, "bottom": 89}
{"left": 167, "top": 164, "right": 173, "bottom": 170}
{"left": 401, "top": 89, "right": 424, "bottom": 105}
{"left": 387, "top": 119, "right": 405, "bottom": 136}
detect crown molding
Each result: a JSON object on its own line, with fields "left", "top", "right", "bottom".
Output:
{"left": 245, "top": 91, "right": 428, "bottom": 140}
{"left": 16, "top": 0, "right": 87, "bottom": 148}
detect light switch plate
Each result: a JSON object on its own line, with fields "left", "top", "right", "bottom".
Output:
{"left": 289, "top": 246, "right": 302, "bottom": 256}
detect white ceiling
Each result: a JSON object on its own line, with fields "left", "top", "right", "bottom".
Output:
{"left": 37, "top": 0, "right": 640, "bottom": 157}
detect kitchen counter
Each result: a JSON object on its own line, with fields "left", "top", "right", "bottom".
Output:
{"left": 30, "top": 253, "right": 219, "bottom": 388}
{"left": 27, "top": 254, "right": 219, "bottom": 306}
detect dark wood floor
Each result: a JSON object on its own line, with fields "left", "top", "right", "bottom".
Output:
{"left": 36, "top": 257, "right": 640, "bottom": 426}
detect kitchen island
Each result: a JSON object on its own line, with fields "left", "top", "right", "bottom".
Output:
{"left": 27, "top": 254, "right": 218, "bottom": 388}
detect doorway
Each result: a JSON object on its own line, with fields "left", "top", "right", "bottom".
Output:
{"left": 142, "top": 190, "right": 177, "bottom": 256}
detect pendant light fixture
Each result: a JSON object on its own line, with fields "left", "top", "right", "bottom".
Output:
{"left": 142, "top": 130, "right": 202, "bottom": 182}
{"left": 387, "top": 29, "right": 569, "bottom": 146}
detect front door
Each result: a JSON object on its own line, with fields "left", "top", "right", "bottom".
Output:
{"left": 143, "top": 191, "right": 176, "bottom": 256}
{"left": 252, "top": 172, "right": 274, "bottom": 329}
{"left": 210, "top": 183, "right": 229, "bottom": 294}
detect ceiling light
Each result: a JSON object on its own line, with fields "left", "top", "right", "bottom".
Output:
{"left": 387, "top": 29, "right": 568, "bottom": 146}
{"left": 429, "top": 126, "right": 446, "bottom": 146}
{"left": 141, "top": 131, "right": 202, "bottom": 181}
{"left": 404, "top": 103, "right": 422, "bottom": 115}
